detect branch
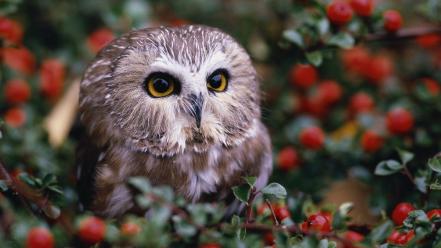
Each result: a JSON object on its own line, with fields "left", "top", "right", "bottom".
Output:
{"left": 0, "top": 160, "right": 59, "bottom": 219}
{"left": 365, "top": 26, "right": 441, "bottom": 42}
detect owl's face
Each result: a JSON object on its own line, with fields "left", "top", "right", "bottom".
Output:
{"left": 80, "top": 25, "right": 261, "bottom": 156}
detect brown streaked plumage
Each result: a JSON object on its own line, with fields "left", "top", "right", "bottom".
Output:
{"left": 77, "top": 25, "right": 272, "bottom": 218}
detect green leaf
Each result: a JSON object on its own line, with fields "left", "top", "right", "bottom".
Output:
{"left": 327, "top": 32, "right": 355, "bottom": 49}
{"left": 368, "top": 220, "right": 393, "bottom": 243}
{"left": 397, "top": 149, "right": 414, "bottom": 165}
{"left": 374, "top": 160, "right": 403, "bottom": 176}
{"left": 430, "top": 181, "right": 441, "bottom": 190}
{"left": 306, "top": 51, "right": 323, "bottom": 66}
{"left": 414, "top": 176, "right": 427, "bottom": 193}
{"left": 231, "top": 215, "right": 240, "bottom": 228}
{"left": 135, "top": 195, "right": 152, "bottom": 209}
{"left": 261, "top": 183, "right": 287, "bottom": 199}
{"left": 0, "top": 180, "right": 8, "bottom": 191}
{"left": 243, "top": 176, "right": 257, "bottom": 187}
{"left": 232, "top": 184, "right": 251, "bottom": 205}
{"left": 128, "top": 177, "right": 151, "bottom": 193}
{"left": 428, "top": 157, "right": 441, "bottom": 173}
{"left": 18, "top": 173, "right": 36, "bottom": 187}
{"left": 172, "top": 216, "right": 197, "bottom": 238}
{"left": 283, "top": 30, "right": 304, "bottom": 48}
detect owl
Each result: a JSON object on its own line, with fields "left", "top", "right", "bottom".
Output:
{"left": 76, "top": 25, "right": 272, "bottom": 218}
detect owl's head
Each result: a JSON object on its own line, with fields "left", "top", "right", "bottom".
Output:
{"left": 80, "top": 25, "right": 261, "bottom": 156}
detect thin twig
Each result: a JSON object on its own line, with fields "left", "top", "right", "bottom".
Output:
{"left": 265, "top": 199, "right": 280, "bottom": 226}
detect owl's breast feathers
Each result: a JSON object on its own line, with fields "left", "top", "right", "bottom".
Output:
{"left": 77, "top": 119, "right": 272, "bottom": 217}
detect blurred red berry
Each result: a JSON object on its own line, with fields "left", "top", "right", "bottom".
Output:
{"left": 421, "top": 78, "right": 440, "bottom": 96}
{"left": 274, "top": 204, "right": 291, "bottom": 221}
{"left": 319, "top": 211, "right": 333, "bottom": 224}
{"left": 289, "top": 64, "right": 318, "bottom": 89}
{"left": 349, "top": 92, "right": 374, "bottom": 115}
{"left": 4, "top": 79, "right": 31, "bottom": 104}
{"left": 199, "top": 243, "right": 221, "bottom": 248}
{"left": 327, "top": 1, "right": 353, "bottom": 26}
{"left": 391, "top": 202, "right": 415, "bottom": 225}
{"left": 170, "top": 18, "right": 190, "bottom": 27}
{"left": 299, "top": 126, "right": 325, "bottom": 150}
{"left": 0, "top": 17, "right": 23, "bottom": 44}
{"left": 39, "top": 59, "right": 66, "bottom": 99}
{"left": 342, "top": 47, "right": 371, "bottom": 76}
{"left": 78, "top": 216, "right": 106, "bottom": 244}
{"left": 4, "top": 107, "right": 26, "bottom": 128}
{"left": 317, "top": 80, "right": 343, "bottom": 105}
{"left": 364, "top": 55, "right": 393, "bottom": 83}
{"left": 427, "top": 209, "right": 441, "bottom": 220}
{"left": 121, "top": 222, "right": 141, "bottom": 236}
{"left": 301, "top": 213, "right": 331, "bottom": 233}
{"left": 361, "top": 130, "right": 384, "bottom": 153}
{"left": 277, "top": 146, "right": 300, "bottom": 171}
{"left": 383, "top": 10, "right": 402, "bottom": 32}
{"left": 257, "top": 203, "right": 270, "bottom": 216}
{"left": 2, "top": 47, "right": 36, "bottom": 75}
{"left": 386, "top": 108, "right": 414, "bottom": 135}
{"left": 87, "top": 28, "right": 114, "bottom": 53}
{"left": 298, "top": 95, "right": 327, "bottom": 117}
{"left": 263, "top": 232, "right": 275, "bottom": 246}
{"left": 344, "top": 231, "right": 364, "bottom": 248}
{"left": 26, "top": 227, "right": 54, "bottom": 248}
{"left": 416, "top": 34, "right": 441, "bottom": 49}
{"left": 387, "top": 230, "right": 414, "bottom": 245}
{"left": 350, "top": 0, "right": 374, "bottom": 17}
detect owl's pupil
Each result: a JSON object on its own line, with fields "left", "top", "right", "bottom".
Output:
{"left": 153, "top": 78, "right": 170, "bottom": 93}
{"left": 209, "top": 74, "right": 222, "bottom": 88}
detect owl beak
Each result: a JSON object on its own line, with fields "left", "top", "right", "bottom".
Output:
{"left": 189, "top": 93, "right": 204, "bottom": 128}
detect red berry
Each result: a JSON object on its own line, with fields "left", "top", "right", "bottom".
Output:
{"left": 317, "top": 80, "right": 343, "bottom": 105}
{"left": 263, "top": 232, "right": 275, "bottom": 246}
{"left": 301, "top": 213, "right": 331, "bottom": 233}
{"left": 421, "top": 78, "right": 440, "bottom": 96}
{"left": 383, "top": 10, "right": 403, "bottom": 33}
{"left": 78, "top": 216, "right": 106, "bottom": 244}
{"left": 327, "top": 1, "right": 353, "bottom": 26}
{"left": 4, "top": 79, "right": 31, "bottom": 104}
{"left": 277, "top": 146, "right": 300, "bottom": 171}
{"left": 344, "top": 231, "right": 364, "bottom": 248}
{"left": 121, "top": 222, "right": 141, "bottom": 236}
{"left": 299, "top": 126, "right": 325, "bottom": 150}
{"left": 0, "top": 17, "right": 23, "bottom": 44}
{"left": 26, "top": 227, "right": 54, "bottom": 248}
{"left": 274, "top": 204, "right": 291, "bottom": 221}
{"left": 319, "top": 211, "right": 333, "bottom": 224}
{"left": 2, "top": 47, "right": 36, "bottom": 75}
{"left": 298, "top": 95, "right": 327, "bottom": 117}
{"left": 87, "top": 28, "right": 115, "bottom": 53}
{"left": 289, "top": 64, "right": 318, "bottom": 89}
{"left": 257, "top": 203, "right": 270, "bottom": 216}
{"left": 361, "top": 130, "right": 384, "bottom": 153}
{"left": 391, "top": 202, "right": 415, "bottom": 225}
{"left": 364, "top": 55, "right": 393, "bottom": 83}
{"left": 427, "top": 209, "right": 441, "bottom": 220}
{"left": 199, "top": 243, "right": 221, "bottom": 248}
{"left": 386, "top": 108, "right": 414, "bottom": 135}
{"left": 387, "top": 230, "right": 414, "bottom": 245}
{"left": 39, "top": 59, "right": 66, "bottom": 100}
{"left": 350, "top": 0, "right": 374, "bottom": 17}
{"left": 341, "top": 47, "right": 371, "bottom": 76}
{"left": 4, "top": 107, "right": 26, "bottom": 128}
{"left": 170, "top": 18, "right": 190, "bottom": 27}
{"left": 349, "top": 92, "right": 374, "bottom": 115}
{"left": 416, "top": 34, "right": 441, "bottom": 49}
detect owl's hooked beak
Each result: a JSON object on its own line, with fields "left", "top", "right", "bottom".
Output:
{"left": 188, "top": 93, "right": 204, "bottom": 128}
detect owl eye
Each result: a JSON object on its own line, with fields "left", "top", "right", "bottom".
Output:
{"left": 207, "top": 69, "right": 228, "bottom": 92}
{"left": 145, "top": 73, "right": 176, "bottom": 98}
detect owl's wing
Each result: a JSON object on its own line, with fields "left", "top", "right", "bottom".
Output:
{"left": 75, "top": 133, "right": 104, "bottom": 211}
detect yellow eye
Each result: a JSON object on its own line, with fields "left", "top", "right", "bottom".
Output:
{"left": 207, "top": 69, "right": 228, "bottom": 92}
{"left": 145, "top": 74, "right": 175, "bottom": 98}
